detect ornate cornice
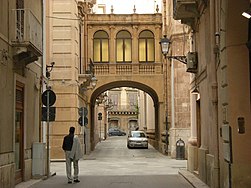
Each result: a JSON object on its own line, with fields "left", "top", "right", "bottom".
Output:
{"left": 78, "top": 0, "right": 95, "bottom": 17}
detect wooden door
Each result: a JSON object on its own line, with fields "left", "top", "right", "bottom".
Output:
{"left": 15, "top": 82, "right": 24, "bottom": 184}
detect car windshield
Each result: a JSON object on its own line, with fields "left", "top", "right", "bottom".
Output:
{"left": 132, "top": 132, "right": 145, "bottom": 138}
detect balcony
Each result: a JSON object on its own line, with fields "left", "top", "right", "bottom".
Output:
{"left": 93, "top": 62, "right": 163, "bottom": 76}
{"left": 173, "top": 0, "right": 199, "bottom": 28}
{"left": 12, "top": 9, "right": 42, "bottom": 65}
{"left": 109, "top": 104, "right": 138, "bottom": 116}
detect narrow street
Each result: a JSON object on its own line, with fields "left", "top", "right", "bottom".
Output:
{"left": 28, "top": 136, "right": 193, "bottom": 188}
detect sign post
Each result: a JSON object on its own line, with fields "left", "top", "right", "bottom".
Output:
{"left": 46, "top": 87, "right": 50, "bottom": 177}
{"left": 98, "top": 113, "right": 102, "bottom": 142}
{"left": 43, "top": 62, "right": 55, "bottom": 178}
{"left": 42, "top": 88, "right": 56, "bottom": 178}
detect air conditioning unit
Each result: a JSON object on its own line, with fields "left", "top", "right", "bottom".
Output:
{"left": 186, "top": 52, "right": 198, "bottom": 73}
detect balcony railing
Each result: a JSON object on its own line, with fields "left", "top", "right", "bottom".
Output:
{"left": 12, "top": 9, "right": 42, "bottom": 56}
{"left": 110, "top": 104, "right": 138, "bottom": 112}
{"left": 93, "top": 63, "right": 163, "bottom": 75}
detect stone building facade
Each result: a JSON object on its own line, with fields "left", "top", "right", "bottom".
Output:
{"left": 0, "top": 0, "right": 43, "bottom": 187}
{"left": 45, "top": 0, "right": 98, "bottom": 159}
{"left": 46, "top": 0, "right": 192, "bottom": 160}
{"left": 162, "top": 1, "right": 191, "bottom": 157}
{"left": 166, "top": 0, "right": 251, "bottom": 187}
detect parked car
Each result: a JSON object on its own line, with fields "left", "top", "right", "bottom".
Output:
{"left": 108, "top": 128, "right": 126, "bottom": 136}
{"left": 127, "top": 130, "right": 148, "bottom": 149}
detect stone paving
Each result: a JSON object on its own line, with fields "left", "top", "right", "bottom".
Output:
{"left": 16, "top": 136, "right": 208, "bottom": 188}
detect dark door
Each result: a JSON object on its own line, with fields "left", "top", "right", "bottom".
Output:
{"left": 15, "top": 82, "right": 24, "bottom": 184}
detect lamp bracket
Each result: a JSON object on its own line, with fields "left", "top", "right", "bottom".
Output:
{"left": 167, "top": 56, "right": 187, "bottom": 64}
{"left": 46, "top": 62, "right": 55, "bottom": 79}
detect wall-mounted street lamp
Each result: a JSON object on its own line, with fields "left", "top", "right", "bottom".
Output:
{"left": 160, "top": 35, "right": 198, "bottom": 73}
{"left": 96, "top": 93, "right": 108, "bottom": 105}
{"left": 105, "top": 99, "right": 114, "bottom": 110}
{"left": 96, "top": 92, "right": 114, "bottom": 140}
{"left": 79, "top": 59, "right": 97, "bottom": 91}
{"left": 159, "top": 35, "right": 187, "bottom": 64}
{"left": 242, "top": 6, "right": 251, "bottom": 19}
{"left": 46, "top": 62, "right": 55, "bottom": 79}
{"left": 96, "top": 92, "right": 107, "bottom": 142}
{"left": 80, "top": 75, "right": 97, "bottom": 91}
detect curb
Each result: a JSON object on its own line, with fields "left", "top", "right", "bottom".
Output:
{"left": 179, "top": 169, "right": 210, "bottom": 188}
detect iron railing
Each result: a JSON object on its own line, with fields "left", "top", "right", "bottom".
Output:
{"left": 12, "top": 9, "right": 42, "bottom": 55}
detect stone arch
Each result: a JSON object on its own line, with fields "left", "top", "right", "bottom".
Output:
{"left": 115, "top": 29, "right": 132, "bottom": 38}
{"left": 137, "top": 28, "right": 155, "bottom": 38}
{"left": 93, "top": 29, "right": 109, "bottom": 38}
{"left": 89, "top": 80, "right": 160, "bottom": 150}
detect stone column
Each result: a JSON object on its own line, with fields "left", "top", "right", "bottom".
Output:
{"left": 109, "top": 25, "right": 116, "bottom": 63}
{"left": 187, "top": 93, "right": 198, "bottom": 172}
{"left": 132, "top": 26, "right": 138, "bottom": 63}
{"left": 188, "top": 93, "right": 197, "bottom": 146}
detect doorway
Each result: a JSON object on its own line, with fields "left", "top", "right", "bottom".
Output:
{"left": 15, "top": 82, "right": 24, "bottom": 184}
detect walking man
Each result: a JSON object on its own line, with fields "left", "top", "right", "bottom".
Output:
{"left": 62, "top": 126, "right": 83, "bottom": 184}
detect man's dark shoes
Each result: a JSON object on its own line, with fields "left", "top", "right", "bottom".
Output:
{"left": 74, "top": 179, "right": 80, "bottom": 183}
{"left": 68, "top": 181, "right": 72, "bottom": 184}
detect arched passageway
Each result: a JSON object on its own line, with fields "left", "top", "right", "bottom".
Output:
{"left": 89, "top": 81, "right": 162, "bottom": 151}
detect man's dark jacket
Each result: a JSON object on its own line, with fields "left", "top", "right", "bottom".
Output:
{"left": 62, "top": 133, "right": 74, "bottom": 151}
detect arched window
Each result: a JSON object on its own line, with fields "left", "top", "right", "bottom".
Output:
{"left": 116, "top": 30, "right": 132, "bottom": 63}
{"left": 139, "top": 30, "right": 155, "bottom": 62}
{"left": 93, "top": 31, "right": 109, "bottom": 63}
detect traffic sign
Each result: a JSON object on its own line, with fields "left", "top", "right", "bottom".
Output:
{"left": 83, "top": 107, "right": 88, "bottom": 116}
{"left": 78, "top": 107, "right": 88, "bottom": 116}
{"left": 98, "top": 112, "right": 102, "bottom": 120}
{"left": 42, "top": 89, "right": 56, "bottom": 106}
{"left": 41, "top": 107, "right": 56, "bottom": 121}
{"left": 78, "top": 116, "right": 88, "bottom": 126}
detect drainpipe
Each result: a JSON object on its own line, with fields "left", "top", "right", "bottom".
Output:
{"left": 171, "top": 61, "right": 175, "bottom": 129}
{"left": 163, "top": 0, "right": 167, "bottom": 35}
{"left": 84, "top": 12, "right": 88, "bottom": 72}
{"left": 210, "top": 0, "right": 220, "bottom": 187}
{"left": 42, "top": 0, "right": 47, "bottom": 144}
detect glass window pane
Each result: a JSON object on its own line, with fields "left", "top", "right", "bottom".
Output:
{"left": 117, "top": 30, "right": 131, "bottom": 38}
{"left": 139, "top": 30, "right": 153, "bottom": 38}
{"left": 102, "top": 39, "right": 109, "bottom": 62}
{"left": 125, "top": 39, "right": 131, "bottom": 61}
{"left": 116, "top": 39, "right": 123, "bottom": 62}
{"left": 147, "top": 39, "right": 154, "bottom": 61}
{"left": 94, "top": 30, "right": 108, "bottom": 38}
{"left": 93, "top": 39, "right": 100, "bottom": 62}
{"left": 139, "top": 39, "right": 146, "bottom": 61}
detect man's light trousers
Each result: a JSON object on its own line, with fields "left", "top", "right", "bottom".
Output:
{"left": 65, "top": 151, "right": 79, "bottom": 181}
